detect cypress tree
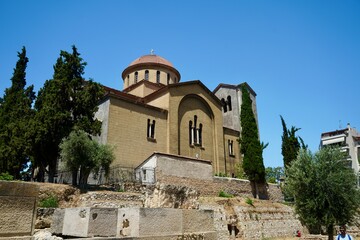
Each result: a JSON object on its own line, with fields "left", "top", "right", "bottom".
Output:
{"left": 239, "top": 84, "right": 266, "bottom": 198}
{"left": 31, "top": 46, "right": 103, "bottom": 183}
{"left": 0, "top": 47, "right": 35, "bottom": 179}
{"left": 280, "top": 115, "right": 306, "bottom": 169}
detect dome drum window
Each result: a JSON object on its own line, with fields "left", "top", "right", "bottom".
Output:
{"left": 156, "top": 71, "right": 161, "bottom": 83}
{"left": 135, "top": 72, "right": 138, "bottom": 83}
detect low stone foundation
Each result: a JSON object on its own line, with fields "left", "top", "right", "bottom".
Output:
{"left": 51, "top": 207, "right": 217, "bottom": 239}
{"left": 0, "top": 181, "right": 39, "bottom": 240}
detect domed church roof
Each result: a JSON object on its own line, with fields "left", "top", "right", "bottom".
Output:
{"left": 129, "top": 54, "right": 174, "bottom": 68}
{"left": 122, "top": 52, "right": 180, "bottom": 82}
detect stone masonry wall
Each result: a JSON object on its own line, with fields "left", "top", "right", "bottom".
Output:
{"left": 156, "top": 173, "right": 283, "bottom": 202}
{"left": 0, "top": 181, "right": 39, "bottom": 240}
{"left": 199, "top": 198, "right": 303, "bottom": 240}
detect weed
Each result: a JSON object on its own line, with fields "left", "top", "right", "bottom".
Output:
{"left": 0, "top": 172, "right": 14, "bottom": 181}
{"left": 245, "top": 197, "right": 254, "bottom": 207}
{"left": 219, "top": 190, "right": 233, "bottom": 198}
{"left": 39, "top": 195, "right": 59, "bottom": 208}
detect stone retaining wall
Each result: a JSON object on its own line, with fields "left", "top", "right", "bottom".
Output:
{"left": 0, "top": 181, "right": 39, "bottom": 240}
{"left": 199, "top": 198, "right": 303, "bottom": 240}
{"left": 155, "top": 173, "right": 283, "bottom": 202}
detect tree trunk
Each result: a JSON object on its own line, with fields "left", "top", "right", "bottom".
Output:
{"left": 47, "top": 156, "right": 58, "bottom": 183}
{"left": 327, "top": 224, "right": 334, "bottom": 240}
{"left": 79, "top": 168, "right": 90, "bottom": 190}
{"left": 250, "top": 181, "right": 258, "bottom": 198}
{"left": 33, "top": 165, "right": 45, "bottom": 182}
{"left": 72, "top": 169, "right": 78, "bottom": 186}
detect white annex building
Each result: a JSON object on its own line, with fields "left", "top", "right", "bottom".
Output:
{"left": 320, "top": 123, "right": 360, "bottom": 183}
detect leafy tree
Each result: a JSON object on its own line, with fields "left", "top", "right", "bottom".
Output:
{"left": 59, "top": 130, "right": 114, "bottom": 188}
{"left": 239, "top": 84, "right": 267, "bottom": 199}
{"left": 30, "top": 46, "right": 104, "bottom": 182}
{"left": 265, "top": 166, "right": 284, "bottom": 183}
{"left": 284, "top": 147, "right": 360, "bottom": 240}
{"left": 0, "top": 47, "right": 35, "bottom": 178}
{"left": 280, "top": 115, "right": 307, "bottom": 169}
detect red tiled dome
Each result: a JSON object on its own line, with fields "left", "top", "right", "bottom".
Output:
{"left": 122, "top": 54, "right": 180, "bottom": 82}
{"left": 129, "top": 54, "right": 174, "bottom": 67}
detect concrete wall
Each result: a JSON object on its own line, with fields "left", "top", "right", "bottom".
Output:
{"left": 157, "top": 154, "right": 213, "bottom": 181}
{"left": 0, "top": 181, "right": 39, "bottom": 239}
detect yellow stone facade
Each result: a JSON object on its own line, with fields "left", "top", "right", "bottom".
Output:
{"left": 96, "top": 54, "right": 257, "bottom": 176}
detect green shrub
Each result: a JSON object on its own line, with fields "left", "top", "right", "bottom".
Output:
{"left": 245, "top": 197, "right": 254, "bottom": 207}
{"left": 39, "top": 195, "right": 59, "bottom": 208}
{"left": 218, "top": 190, "right": 233, "bottom": 198}
{"left": 215, "top": 172, "right": 229, "bottom": 177}
{"left": 0, "top": 172, "right": 14, "bottom": 181}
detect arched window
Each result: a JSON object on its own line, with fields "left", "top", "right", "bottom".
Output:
{"left": 221, "top": 98, "right": 227, "bottom": 113}
{"left": 135, "top": 72, "right": 138, "bottom": 83}
{"left": 156, "top": 71, "right": 160, "bottom": 83}
{"left": 198, "top": 124, "right": 202, "bottom": 145}
{"left": 151, "top": 120, "right": 155, "bottom": 138}
{"left": 193, "top": 115, "right": 197, "bottom": 144}
{"left": 228, "top": 139, "right": 234, "bottom": 156}
{"left": 147, "top": 119, "right": 150, "bottom": 138}
{"left": 227, "top": 96, "right": 232, "bottom": 111}
{"left": 189, "top": 116, "right": 203, "bottom": 146}
{"left": 189, "top": 121, "right": 193, "bottom": 145}
{"left": 147, "top": 119, "right": 156, "bottom": 139}
{"left": 145, "top": 70, "right": 149, "bottom": 80}
{"left": 167, "top": 73, "right": 170, "bottom": 84}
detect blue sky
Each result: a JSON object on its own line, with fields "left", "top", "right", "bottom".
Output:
{"left": 1, "top": 1, "right": 359, "bottom": 168}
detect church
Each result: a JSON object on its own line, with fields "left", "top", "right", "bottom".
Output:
{"left": 94, "top": 53, "right": 259, "bottom": 181}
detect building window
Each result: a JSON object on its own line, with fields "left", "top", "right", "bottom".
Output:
{"left": 227, "top": 96, "right": 232, "bottom": 111}
{"left": 142, "top": 169, "right": 146, "bottom": 180}
{"left": 147, "top": 119, "right": 156, "bottom": 139}
{"left": 198, "top": 124, "right": 202, "bottom": 145}
{"left": 189, "top": 115, "right": 202, "bottom": 146}
{"left": 145, "top": 70, "right": 149, "bottom": 80}
{"left": 221, "top": 98, "right": 227, "bottom": 113}
{"left": 167, "top": 73, "right": 170, "bottom": 84}
{"left": 228, "top": 140, "right": 234, "bottom": 156}
{"left": 135, "top": 72, "right": 138, "bottom": 83}
{"left": 221, "top": 96, "right": 232, "bottom": 113}
{"left": 156, "top": 71, "right": 160, "bottom": 83}
{"left": 189, "top": 121, "right": 193, "bottom": 145}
